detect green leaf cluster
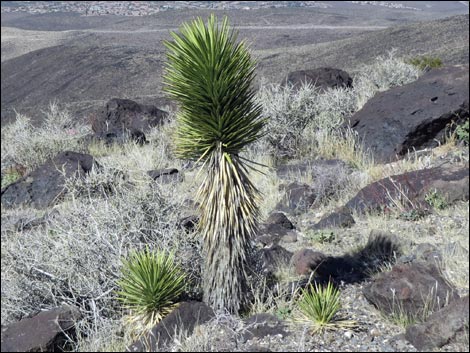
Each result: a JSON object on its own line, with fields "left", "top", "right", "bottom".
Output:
{"left": 1, "top": 170, "right": 22, "bottom": 189}
{"left": 117, "top": 248, "right": 186, "bottom": 328}
{"left": 298, "top": 281, "right": 341, "bottom": 326}
{"left": 163, "top": 14, "right": 265, "bottom": 161}
{"left": 424, "top": 189, "right": 448, "bottom": 210}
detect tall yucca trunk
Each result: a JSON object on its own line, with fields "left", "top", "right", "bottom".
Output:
{"left": 198, "top": 143, "right": 260, "bottom": 312}
{"left": 163, "top": 15, "right": 265, "bottom": 313}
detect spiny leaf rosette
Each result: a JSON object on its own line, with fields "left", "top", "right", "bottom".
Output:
{"left": 117, "top": 248, "right": 186, "bottom": 335}
{"left": 163, "top": 15, "right": 265, "bottom": 313}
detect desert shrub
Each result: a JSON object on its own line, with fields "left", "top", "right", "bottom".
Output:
{"left": 257, "top": 81, "right": 357, "bottom": 160}
{"left": 1, "top": 102, "right": 91, "bottom": 171}
{"left": 353, "top": 49, "right": 422, "bottom": 110}
{"left": 256, "top": 81, "right": 319, "bottom": 158}
{"left": 407, "top": 56, "right": 443, "bottom": 71}
{"left": 1, "top": 163, "right": 201, "bottom": 349}
{"left": 117, "top": 248, "right": 186, "bottom": 334}
{"left": 257, "top": 50, "right": 422, "bottom": 161}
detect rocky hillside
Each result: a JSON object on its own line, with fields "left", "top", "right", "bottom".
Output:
{"left": 1, "top": 50, "right": 468, "bottom": 352}
{"left": 1, "top": 14, "right": 468, "bottom": 125}
{"left": 1, "top": 6, "right": 469, "bottom": 353}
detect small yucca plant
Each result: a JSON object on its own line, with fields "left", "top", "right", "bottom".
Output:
{"left": 163, "top": 14, "right": 265, "bottom": 313}
{"left": 297, "top": 281, "right": 341, "bottom": 331}
{"left": 296, "top": 281, "right": 357, "bottom": 333}
{"left": 117, "top": 248, "right": 186, "bottom": 332}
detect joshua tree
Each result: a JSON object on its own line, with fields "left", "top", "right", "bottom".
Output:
{"left": 163, "top": 15, "right": 265, "bottom": 313}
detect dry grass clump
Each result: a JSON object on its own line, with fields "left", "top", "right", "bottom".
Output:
{"left": 1, "top": 102, "right": 91, "bottom": 172}
{"left": 248, "top": 280, "right": 299, "bottom": 319}
{"left": 435, "top": 204, "right": 469, "bottom": 293}
{"left": 74, "top": 319, "right": 131, "bottom": 352}
{"left": 385, "top": 282, "right": 450, "bottom": 328}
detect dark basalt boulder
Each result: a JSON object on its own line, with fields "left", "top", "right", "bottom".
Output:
{"left": 257, "top": 212, "right": 297, "bottom": 246}
{"left": 275, "top": 182, "right": 316, "bottom": 215}
{"left": 91, "top": 98, "right": 168, "bottom": 145}
{"left": 282, "top": 68, "right": 353, "bottom": 91}
{"left": 1, "top": 151, "right": 96, "bottom": 209}
{"left": 291, "top": 248, "right": 328, "bottom": 276}
{"left": 309, "top": 206, "right": 355, "bottom": 230}
{"left": 127, "top": 301, "right": 214, "bottom": 352}
{"left": 405, "top": 295, "right": 469, "bottom": 351}
{"left": 1, "top": 306, "right": 81, "bottom": 352}
{"left": 255, "top": 245, "right": 293, "bottom": 276}
{"left": 347, "top": 65, "right": 469, "bottom": 163}
{"left": 345, "top": 164, "right": 469, "bottom": 215}
{"left": 363, "top": 262, "right": 459, "bottom": 317}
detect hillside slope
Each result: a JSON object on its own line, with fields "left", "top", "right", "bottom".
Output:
{"left": 1, "top": 14, "right": 468, "bottom": 125}
{"left": 256, "top": 14, "right": 469, "bottom": 82}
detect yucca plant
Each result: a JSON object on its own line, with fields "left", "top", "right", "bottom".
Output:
{"left": 298, "top": 281, "right": 341, "bottom": 325}
{"left": 117, "top": 248, "right": 186, "bottom": 333}
{"left": 296, "top": 280, "right": 357, "bottom": 332}
{"left": 163, "top": 15, "right": 265, "bottom": 313}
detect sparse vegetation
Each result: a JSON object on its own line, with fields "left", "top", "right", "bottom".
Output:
{"left": 308, "top": 230, "right": 336, "bottom": 244}
{"left": 425, "top": 189, "right": 449, "bottom": 210}
{"left": 257, "top": 49, "right": 422, "bottom": 165}
{"left": 1, "top": 41, "right": 468, "bottom": 352}
{"left": 455, "top": 120, "right": 469, "bottom": 145}
{"left": 1, "top": 169, "right": 22, "bottom": 189}
{"left": 385, "top": 283, "right": 446, "bottom": 328}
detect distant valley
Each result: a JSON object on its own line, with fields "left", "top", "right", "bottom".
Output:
{"left": 1, "top": 1, "right": 468, "bottom": 124}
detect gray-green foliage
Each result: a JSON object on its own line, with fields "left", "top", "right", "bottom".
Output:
{"left": 163, "top": 15, "right": 265, "bottom": 313}
{"left": 256, "top": 50, "right": 422, "bottom": 159}
{"left": 1, "top": 102, "right": 90, "bottom": 171}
